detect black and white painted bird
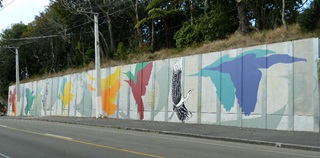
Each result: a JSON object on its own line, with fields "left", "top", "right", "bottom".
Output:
{"left": 170, "top": 59, "right": 193, "bottom": 123}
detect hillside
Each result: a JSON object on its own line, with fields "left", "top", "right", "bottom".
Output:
{"left": 2, "top": 24, "right": 320, "bottom": 105}
{"left": 35, "top": 24, "right": 320, "bottom": 80}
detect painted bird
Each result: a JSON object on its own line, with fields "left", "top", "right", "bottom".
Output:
{"left": 124, "top": 62, "right": 153, "bottom": 120}
{"left": 101, "top": 67, "right": 121, "bottom": 116}
{"left": 58, "top": 78, "right": 74, "bottom": 109}
{"left": 9, "top": 87, "right": 17, "bottom": 116}
{"left": 170, "top": 59, "right": 193, "bottom": 122}
{"left": 204, "top": 51, "right": 306, "bottom": 115}
{"left": 25, "top": 88, "right": 36, "bottom": 115}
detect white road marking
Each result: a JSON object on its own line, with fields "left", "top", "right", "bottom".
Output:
{"left": 44, "top": 133, "right": 73, "bottom": 140}
{"left": 7, "top": 119, "right": 320, "bottom": 158}
{"left": 0, "top": 125, "right": 7, "bottom": 128}
{"left": 0, "top": 152, "right": 11, "bottom": 158}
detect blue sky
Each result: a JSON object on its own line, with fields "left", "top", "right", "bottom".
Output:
{"left": 0, "top": 0, "right": 50, "bottom": 34}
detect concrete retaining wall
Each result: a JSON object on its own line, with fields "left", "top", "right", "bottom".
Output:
{"left": 8, "top": 38, "right": 320, "bottom": 132}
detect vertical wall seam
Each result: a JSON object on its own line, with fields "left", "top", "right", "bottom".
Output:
{"left": 198, "top": 54, "right": 202, "bottom": 124}
{"left": 151, "top": 61, "right": 156, "bottom": 121}
{"left": 35, "top": 81, "right": 38, "bottom": 116}
{"left": 116, "top": 67, "right": 120, "bottom": 119}
{"left": 182, "top": 57, "right": 185, "bottom": 98}
{"left": 67, "top": 76, "right": 70, "bottom": 116}
{"left": 82, "top": 73, "right": 85, "bottom": 117}
{"left": 19, "top": 84, "right": 23, "bottom": 116}
{"left": 127, "top": 65, "right": 131, "bottom": 118}
{"left": 288, "top": 41, "right": 294, "bottom": 131}
{"left": 217, "top": 51, "right": 221, "bottom": 125}
{"left": 264, "top": 45, "right": 268, "bottom": 129}
{"left": 239, "top": 48, "right": 243, "bottom": 127}
{"left": 74, "top": 75, "right": 78, "bottom": 117}
{"left": 313, "top": 38, "right": 320, "bottom": 132}
{"left": 56, "top": 77, "right": 59, "bottom": 116}
{"left": 49, "top": 79, "right": 52, "bottom": 116}
{"left": 165, "top": 59, "right": 170, "bottom": 122}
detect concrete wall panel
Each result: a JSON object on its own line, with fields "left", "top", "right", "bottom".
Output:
{"left": 184, "top": 55, "right": 200, "bottom": 123}
{"left": 266, "top": 42, "right": 291, "bottom": 116}
{"left": 154, "top": 59, "right": 170, "bottom": 122}
{"left": 118, "top": 65, "right": 130, "bottom": 119}
{"left": 220, "top": 49, "right": 238, "bottom": 114}
{"left": 200, "top": 51, "right": 222, "bottom": 125}
{"left": 293, "top": 39, "right": 315, "bottom": 116}
{"left": 7, "top": 38, "right": 319, "bottom": 132}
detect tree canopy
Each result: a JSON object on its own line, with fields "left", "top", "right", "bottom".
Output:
{"left": 0, "top": 0, "right": 318, "bottom": 97}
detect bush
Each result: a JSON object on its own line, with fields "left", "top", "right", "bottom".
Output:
{"left": 174, "top": 4, "right": 238, "bottom": 48}
{"left": 174, "top": 22, "right": 202, "bottom": 48}
{"left": 115, "top": 42, "right": 128, "bottom": 60}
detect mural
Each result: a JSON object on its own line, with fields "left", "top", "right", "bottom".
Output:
{"left": 101, "top": 67, "right": 121, "bottom": 116}
{"left": 192, "top": 49, "right": 307, "bottom": 116}
{"left": 25, "top": 88, "right": 36, "bottom": 115}
{"left": 8, "top": 87, "right": 17, "bottom": 116}
{"left": 7, "top": 38, "right": 319, "bottom": 132}
{"left": 124, "top": 62, "right": 153, "bottom": 120}
{"left": 58, "top": 77, "right": 74, "bottom": 110}
{"left": 41, "top": 81, "right": 49, "bottom": 115}
{"left": 170, "top": 58, "right": 193, "bottom": 122}
{"left": 47, "top": 78, "right": 59, "bottom": 113}
{"left": 75, "top": 74, "right": 93, "bottom": 117}
{"left": 153, "top": 65, "right": 170, "bottom": 118}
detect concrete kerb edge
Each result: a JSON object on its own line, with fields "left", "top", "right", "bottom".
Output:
{"left": 6, "top": 117, "right": 320, "bottom": 152}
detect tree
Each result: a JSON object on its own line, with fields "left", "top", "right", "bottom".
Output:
{"left": 129, "top": 0, "right": 143, "bottom": 47}
{"left": 236, "top": 0, "right": 250, "bottom": 34}
{"left": 174, "top": 1, "right": 238, "bottom": 48}
{"left": 135, "top": 0, "right": 183, "bottom": 51}
{"left": 240, "top": 0, "right": 304, "bottom": 30}
{"left": 282, "top": 0, "right": 287, "bottom": 29}
{"left": 0, "top": 23, "right": 28, "bottom": 96}
{"left": 297, "top": 0, "right": 320, "bottom": 32}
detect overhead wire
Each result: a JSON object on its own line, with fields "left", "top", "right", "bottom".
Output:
{"left": 0, "top": 0, "right": 16, "bottom": 12}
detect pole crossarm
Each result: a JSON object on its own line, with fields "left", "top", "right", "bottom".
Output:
{"left": 6, "top": 35, "right": 58, "bottom": 41}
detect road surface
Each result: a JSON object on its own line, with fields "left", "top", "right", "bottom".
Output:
{"left": 0, "top": 118, "right": 319, "bottom": 158}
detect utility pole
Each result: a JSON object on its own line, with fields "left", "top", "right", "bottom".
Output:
{"left": 2, "top": 46, "right": 20, "bottom": 116}
{"left": 15, "top": 47, "right": 20, "bottom": 116}
{"left": 78, "top": 9, "right": 101, "bottom": 118}
{"left": 94, "top": 13, "right": 101, "bottom": 118}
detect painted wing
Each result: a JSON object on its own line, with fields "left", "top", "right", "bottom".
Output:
{"left": 154, "top": 66, "right": 170, "bottom": 116}
{"left": 172, "top": 69, "right": 182, "bottom": 105}
{"left": 137, "top": 62, "right": 153, "bottom": 96}
{"left": 235, "top": 69, "right": 262, "bottom": 116}
{"left": 263, "top": 54, "right": 307, "bottom": 68}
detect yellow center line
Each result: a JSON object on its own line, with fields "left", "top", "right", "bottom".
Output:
{"left": 2, "top": 126, "right": 163, "bottom": 158}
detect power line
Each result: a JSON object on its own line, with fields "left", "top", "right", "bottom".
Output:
{"left": 0, "top": 0, "right": 16, "bottom": 12}
{"left": 7, "top": 34, "right": 58, "bottom": 41}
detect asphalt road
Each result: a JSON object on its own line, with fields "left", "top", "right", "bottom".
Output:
{"left": 0, "top": 118, "right": 320, "bottom": 158}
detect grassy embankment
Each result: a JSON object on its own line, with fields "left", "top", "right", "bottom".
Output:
{"left": 21, "top": 24, "right": 320, "bottom": 82}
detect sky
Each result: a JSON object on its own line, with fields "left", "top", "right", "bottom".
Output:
{"left": 0, "top": 0, "right": 50, "bottom": 34}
